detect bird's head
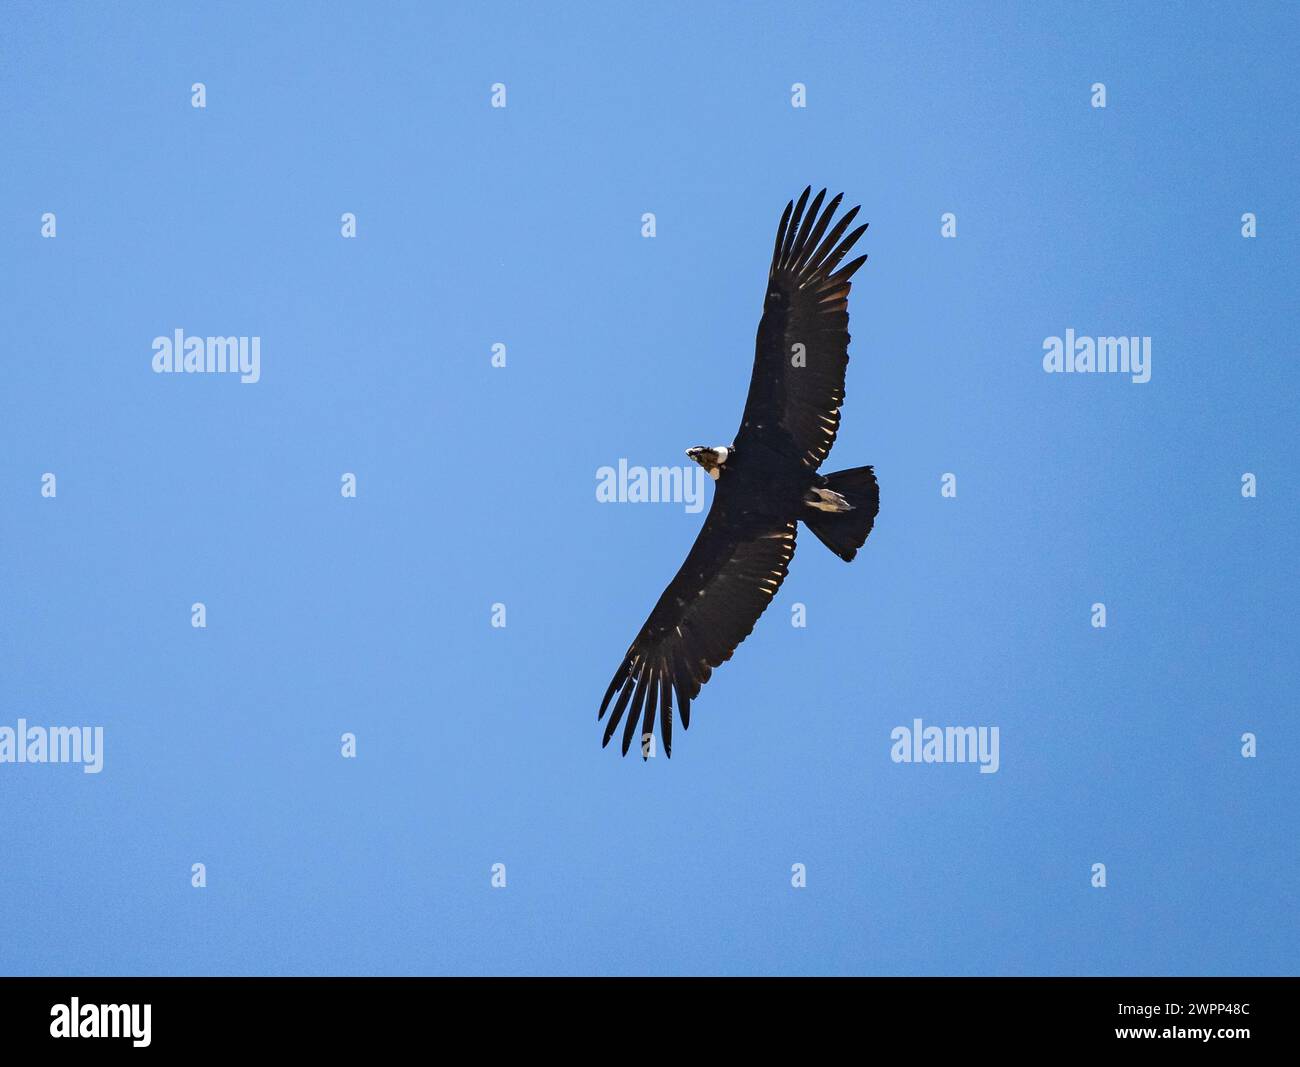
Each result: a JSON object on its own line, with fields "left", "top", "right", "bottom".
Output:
{"left": 686, "top": 445, "right": 730, "bottom": 481}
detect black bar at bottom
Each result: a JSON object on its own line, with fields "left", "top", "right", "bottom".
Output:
{"left": 0, "top": 976, "right": 1290, "bottom": 1053}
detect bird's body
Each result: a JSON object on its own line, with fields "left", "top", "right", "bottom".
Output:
{"left": 707, "top": 441, "right": 810, "bottom": 519}
{"left": 599, "top": 188, "right": 879, "bottom": 758}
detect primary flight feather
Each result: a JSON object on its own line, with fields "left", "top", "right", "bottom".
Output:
{"left": 598, "top": 187, "right": 879, "bottom": 759}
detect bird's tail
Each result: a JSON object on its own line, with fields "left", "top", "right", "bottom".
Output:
{"left": 803, "top": 466, "right": 879, "bottom": 562}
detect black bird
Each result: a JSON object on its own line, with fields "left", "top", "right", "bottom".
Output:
{"left": 598, "top": 187, "right": 880, "bottom": 759}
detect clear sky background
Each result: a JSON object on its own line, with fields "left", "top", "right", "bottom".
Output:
{"left": 1, "top": 1, "right": 1296, "bottom": 976}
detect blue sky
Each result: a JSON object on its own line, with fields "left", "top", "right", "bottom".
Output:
{"left": 1, "top": 1, "right": 1296, "bottom": 975}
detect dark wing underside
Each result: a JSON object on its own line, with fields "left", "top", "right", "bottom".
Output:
{"left": 598, "top": 501, "right": 797, "bottom": 758}
{"left": 734, "top": 187, "right": 869, "bottom": 470}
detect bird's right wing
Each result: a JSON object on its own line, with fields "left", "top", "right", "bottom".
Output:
{"left": 597, "top": 502, "right": 798, "bottom": 758}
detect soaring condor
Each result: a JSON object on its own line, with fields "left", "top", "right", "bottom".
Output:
{"left": 598, "top": 187, "right": 880, "bottom": 759}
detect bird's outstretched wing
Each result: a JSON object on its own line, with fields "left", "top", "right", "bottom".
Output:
{"left": 734, "top": 187, "right": 868, "bottom": 470}
{"left": 597, "top": 502, "right": 797, "bottom": 759}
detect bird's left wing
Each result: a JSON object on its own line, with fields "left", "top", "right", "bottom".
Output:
{"left": 733, "top": 187, "right": 869, "bottom": 470}
{"left": 598, "top": 503, "right": 797, "bottom": 758}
